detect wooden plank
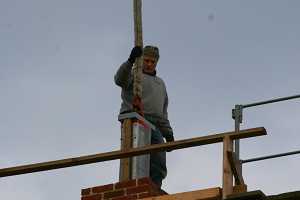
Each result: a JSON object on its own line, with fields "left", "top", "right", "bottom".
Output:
{"left": 0, "top": 127, "right": 266, "bottom": 178}
{"left": 226, "top": 190, "right": 265, "bottom": 200}
{"left": 233, "top": 184, "right": 247, "bottom": 194}
{"left": 119, "top": 119, "right": 132, "bottom": 181}
{"left": 227, "top": 150, "right": 244, "bottom": 185}
{"left": 132, "top": 0, "right": 143, "bottom": 110}
{"left": 141, "top": 187, "right": 221, "bottom": 200}
{"left": 223, "top": 136, "right": 233, "bottom": 198}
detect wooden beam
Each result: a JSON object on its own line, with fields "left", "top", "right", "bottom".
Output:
{"left": 133, "top": 0, "right": 143, "bottom": 108}
{"left": 142, "top": 187, "right": 221, "bottom": 200}
{"left": 227, "top": 150, "right": 244, "bottom": 185}
{"left": 222, "top": 136, "right": 233, "bottom": 198}
{"left": 233, "top": 184, "right": 247, "bottom": 194}
{"left": 0, "top": 127, "right": 266, "bottom": 178}
{"left": 119, "top": 119, "right": 132, "bottom": 181}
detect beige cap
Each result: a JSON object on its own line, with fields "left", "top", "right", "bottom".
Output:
{"left": 143, "top": 45, "right": 160, "bottom": 61}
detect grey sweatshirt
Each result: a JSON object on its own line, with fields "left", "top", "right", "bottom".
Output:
{"left": 114, "top": 60, "right": 173, "bottom": 136}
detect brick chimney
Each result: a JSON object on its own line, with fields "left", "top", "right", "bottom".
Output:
{"left": 81, "top": 177, "right": 167, "bottom": 200}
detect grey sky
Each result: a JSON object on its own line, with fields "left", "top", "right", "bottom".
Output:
{"left": 1, "top": 0, "right": 300, "bottom": 199}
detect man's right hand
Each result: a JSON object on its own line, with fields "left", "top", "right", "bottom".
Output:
{"left": 165, "top": 134, "right": 174, "bottom": 143}
{"left": 128, "top": 46, "right": 143, "bottom": 64}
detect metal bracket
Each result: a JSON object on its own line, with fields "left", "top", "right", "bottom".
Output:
{"left": 232, "top": 104, "right": 243, "bottom": 124}
{"left": 118, "top": 112, "right": 155, "bottom": 180}
{"left": 118, "top": 112, "right": 156, "bottom": 131}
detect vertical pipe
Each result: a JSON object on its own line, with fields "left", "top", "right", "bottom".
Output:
{"left": 234, "top": 119, "right": 240, "bottom": 158}
{"left": 234, "top": 105, "right": 241, "bottom": 158}
{"left": 233, "top": 105, "right": 242, "bottom": 186}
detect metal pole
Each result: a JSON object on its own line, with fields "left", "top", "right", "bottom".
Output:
{"left": 242, "top": 150, "right": 300, "bottom": 164}
{"left": 233, "top": 105, "right": 242, "bottom": 158}
{"left": 233, "top": 105, "right": 243, "bottom": 157}
{"left": 234, "top": 117, "right": 240, "bottom": 158}
{"left": 233, "top": 104, "right": 243, "bottom": 186}
{"left": 243, "top": 94, "right": 300, "bottom": 108}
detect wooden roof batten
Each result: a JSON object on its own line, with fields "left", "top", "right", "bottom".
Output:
{"left": 0, "top": 127, "right": 267, "bottom": 199}
{"left": 0, "top": 127, "right": 266, "bottom": 178}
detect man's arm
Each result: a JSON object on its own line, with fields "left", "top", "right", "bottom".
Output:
{"left": 159, "top": 93, "right": 174, "bottom": 142}
{"left": 114, "top": 60, "right": 133, "bottom": 89}
{"left": 114, "top": 46, "right": 143, "bottom": 89}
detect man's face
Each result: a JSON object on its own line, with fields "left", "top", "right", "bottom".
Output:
{"left": 143, "top": 55, "right": 157, "bottom": 73}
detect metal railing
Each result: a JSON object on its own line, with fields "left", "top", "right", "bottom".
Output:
{"left": 232, "top": 94, "right": 300, "bottom": 163}
{"left": 242, "top": 150, "right": 300, "bottom": 164}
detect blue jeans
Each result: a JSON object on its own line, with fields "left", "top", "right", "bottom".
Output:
{"left": 145, "top": 117, "right": 167, "bottom": 188}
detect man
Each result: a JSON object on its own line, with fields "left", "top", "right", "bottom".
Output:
{"left": 114, "top": 45, "right": 174, "bottom": 187}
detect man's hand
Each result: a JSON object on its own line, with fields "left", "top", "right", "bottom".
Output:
{"left": 165, "top": 134, "right": 174, "bottom": 152}
{"left": 128, "top": 46, "right": 143, "bottom": 64}
{"left": 132, "top": 95, "right": 144, "bottom": 116}
{"left": 165, "top": 134, "right": 174, "bottom": 143}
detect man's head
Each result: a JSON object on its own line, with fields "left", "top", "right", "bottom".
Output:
{"left": 143, "top": 45, "right": 159, "bottom": 74}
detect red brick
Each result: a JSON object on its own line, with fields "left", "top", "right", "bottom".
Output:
{"left": 127, "top": 185, "right": 151, "bottom": 195}
{"left": 92, "top": 184, "right": 114, "bottom": 194}
{"left": 128, "top": 195, "right": 138, "bottom": 200}
{"left": 111, "top": 194, "right": 137, "bottom": 200}
{"left": 138, "top": 192, "right": 152, "bottom": 199}
{"left": 81, "top": 188, "right": 91, "bottom": 196}
{"left": 115, "top": 179, "right": 137, "bottom": 189}
{"left": 81, "top": 194, "right": 101, "bottom": 200}
{"left": 137, "top": 177, "right": 161, "bottom": 194}
{"left": 137, "top": 178, "right": 152, "bottom": 186}
{"left": 103, "top": 189, "right": 125, "bottom": 199}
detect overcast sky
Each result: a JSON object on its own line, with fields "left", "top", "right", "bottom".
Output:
{"left": 1, "top": 0, "right": 300, "bottom": 199}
